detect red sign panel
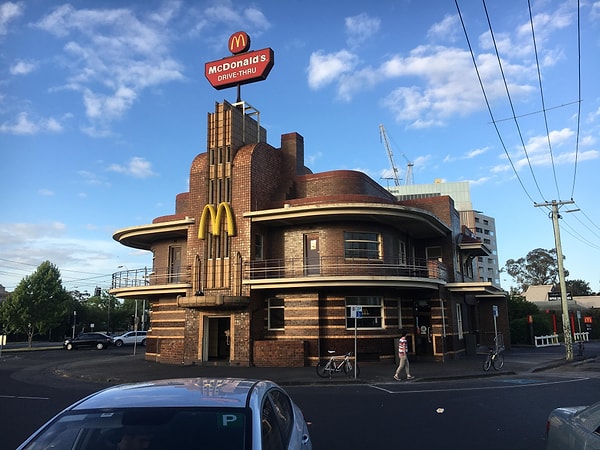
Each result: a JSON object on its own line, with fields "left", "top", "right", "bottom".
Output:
{"left": 205, "top": 48, "right": 274, "bottom": 90}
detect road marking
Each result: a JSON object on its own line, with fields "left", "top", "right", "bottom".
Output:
{"left": 368, "top": 376, "right": 590, "bottom": 394}
{"left": 0, "top": 394, "right": 49, "bottom": 400}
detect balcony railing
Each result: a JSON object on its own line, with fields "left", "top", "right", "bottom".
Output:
{"left": 244, "top": 256, "right": 448, "bottom": 281}
{"left": 112, "top": 266, "right": 192, "bottom": 289}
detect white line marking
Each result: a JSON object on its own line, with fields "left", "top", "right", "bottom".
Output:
{"left": 368, "top": 377, "right": 590, "bottom": 394}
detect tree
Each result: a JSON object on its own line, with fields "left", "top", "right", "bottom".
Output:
{"left": 565, "top": 279, "right": 593, "bottom": 296}
{"left": 0, "top": 261, "right": 71, "bottom": 347}
{"left": 504, "top": 248, "right": 568, "bottom": 292}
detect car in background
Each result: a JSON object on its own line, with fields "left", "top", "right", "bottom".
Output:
{"left": 17, "top": 377, "right": 312, "bottom": 450}
{"left": 63, "top": 332, "right": 113, "bottom": 350}
{"left": 112, "top": 330, "right": 147, "bottom": 347}
{"left": 546, "top": 400, "right": 600, "bottom": 449}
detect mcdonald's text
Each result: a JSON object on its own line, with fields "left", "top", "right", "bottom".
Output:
{"left": 205, "top": 48, "right": 274, "bottom": 90}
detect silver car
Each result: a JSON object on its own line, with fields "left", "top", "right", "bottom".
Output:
{"left": 112, "top": 330, "right": 147, "bottom": 347}
{"left": 546, "top": 400, "right": 600, "bottom": 449}
{"left": 17, "top": 378, "right": 312, "bottom": 450}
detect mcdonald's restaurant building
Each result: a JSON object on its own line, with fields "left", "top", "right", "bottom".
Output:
{"left": 110, "top": 100, "right": 508, "bottom": 367}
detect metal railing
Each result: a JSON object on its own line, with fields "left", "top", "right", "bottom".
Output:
{"left": 112, "top": 266, "right": 192, "bottom": 289}
{"left": 244, "top": 256, "right": 448, "bottom": 281}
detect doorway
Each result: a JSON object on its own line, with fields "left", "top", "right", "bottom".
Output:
{"left": 414, "top": 300, "right": 433, "bottom": 357}
{"left": 303, "top": 233, "right": 320, "bottom": 276}
{"left": 205, "top": 316, "right": 231, "bottom": 361}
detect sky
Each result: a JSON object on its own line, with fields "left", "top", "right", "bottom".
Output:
{"left": 1, "top": 0, "right": 600, "bottom": 295}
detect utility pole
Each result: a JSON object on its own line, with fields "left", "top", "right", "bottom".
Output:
{"left": 535, "top": 200, "right": 574, "bottom": 361}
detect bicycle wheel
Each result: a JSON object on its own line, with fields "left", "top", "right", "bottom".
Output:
{"left": 343, "top": 361, "right": 360, "bottom": 377}
{"left": 492, "top": 353, "right": 504, "bottom": 370}
{"left": 483, "top": 355, "right": 492, "bottom": 371}
{"left": 316, "top": 360, "right": 333, "bottom": 378}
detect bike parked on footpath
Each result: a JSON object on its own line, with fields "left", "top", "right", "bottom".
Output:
{"left": 316, "top": 351, "right": 360, "bottom": 378}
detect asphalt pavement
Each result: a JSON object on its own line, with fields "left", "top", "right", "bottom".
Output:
{"left": 3, "top": 341, "right": 597, "bottom": 386}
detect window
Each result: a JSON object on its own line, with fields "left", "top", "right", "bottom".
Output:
{"left": 398, "top": 240, "right": 407, "bottom": 264}
{"left": 346, "top": 296, "right": 383, "bottom": 329}
{"left": 255, "top": 234, "right": 264, "bottom": 260}
{"left": 456, "top": 304, "right": 464, "bottom": 340}
{"left": 261, "top": 392, "right": 291, "bottom": 450}
{"left": 169, "top": 246, "right": 182, "bottom": 283}
{"left": 344, "top": 232, "right": 380, "bottom": 259}
{"left": 268, "top": 298, "right": 284, "bottom": 330}
{"left": 426, "top": 246, "right": 442, "bottom": 261}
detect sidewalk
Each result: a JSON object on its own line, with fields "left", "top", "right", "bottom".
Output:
{"left": 48, "top": 344, "right": 595, "bottom": 386}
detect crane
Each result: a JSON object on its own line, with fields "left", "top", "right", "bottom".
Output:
{"left": 379, "top": 124, "right": 413, "bottom": 185}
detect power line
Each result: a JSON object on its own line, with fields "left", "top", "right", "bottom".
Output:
{"left": 455, "top": 0, "right": 537, "bottom": 205}
{"left": 570, "top": 0, "right": 582, "bottom": 199}
{"left": 482, "top": 0, "right": 547, "bottom": 202}
{"left": 527, "top": 0, "right": 561, "bottom": 199}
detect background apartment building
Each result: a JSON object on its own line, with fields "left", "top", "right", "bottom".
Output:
{"left": 389, "top": 180, "right": 501, "bottom": 288}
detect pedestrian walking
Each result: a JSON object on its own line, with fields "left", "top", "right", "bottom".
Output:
{"left": 394, "top": 331, "right": 414, "bottom": 381}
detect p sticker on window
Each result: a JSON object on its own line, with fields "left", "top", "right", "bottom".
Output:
{"left": 219, "top": 413, "right": 243, "bottom": 428}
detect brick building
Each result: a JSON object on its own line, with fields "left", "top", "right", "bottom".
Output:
{"left": 110, "top": 100, "right": 507, "bottom": 367}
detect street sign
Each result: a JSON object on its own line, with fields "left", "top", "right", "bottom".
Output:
{"left": 493, "top": 305, "right": 498, "bottom": 318}
{"left": 350, "top": 306, "right": 363, "bottom": 318}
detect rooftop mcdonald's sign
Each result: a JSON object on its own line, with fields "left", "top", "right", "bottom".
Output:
{"left": 205, "top": 31, "right": 274, "bottom": 90}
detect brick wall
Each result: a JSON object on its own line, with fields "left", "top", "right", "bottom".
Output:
{"left": 253, "top": 340, "right": 306, "bottom": 367}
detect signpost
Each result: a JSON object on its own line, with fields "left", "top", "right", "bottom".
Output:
{"left": 492, "top": 305, "right": 499, "bottom": 350}
{"left": 350, "top": 306, "right": 362, "bottom": 379}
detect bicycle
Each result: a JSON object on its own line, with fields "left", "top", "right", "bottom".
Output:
{"left": 483, "top": 345, "right": 504, "bottom": 371}
{"left": 316, "top": 351, "right": 360, "bottom": 378}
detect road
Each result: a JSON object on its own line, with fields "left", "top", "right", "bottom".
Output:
{"left": 1, "top": 347, "right": 599, "bottom": 449}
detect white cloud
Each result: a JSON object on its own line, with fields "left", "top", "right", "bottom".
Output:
{"left": 33, "top": 4, "right": 185, "bottom": 133}
{"left": 108, "top": 156, "right": 157, "bottom": 179}
{"left": 0, "top": 1, "right": 22, "bottom": 35}
{"left": 345, "top": 13, "right": 380, "bottom": 47}
{"left": 307, "top": 50, "right": 358, "bottom": 90}
{"left": 38, "top": 188, "right": 55, "bottom": 196}
{"left": 427, "top": 14, "right": 460, "bottom": 42}
{"left": 10, "top": 59, "right": 36, "bottom": 75}
{"left": 0, "top": 112, "right": 63, "bottom": 135}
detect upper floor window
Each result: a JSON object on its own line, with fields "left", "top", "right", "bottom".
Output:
{"left": 255, "top": 234, "right": 264, "bottom": 260}
{"left": 426, "top": 246, "right": 442, "bottom": 261}
{"left": 344, "top": 232, "right": 381, "bottom": 260}
{"left": 398, "top": 240, "right": 407, "bottom": 264}
{"left": 346, "top": 296, "right": 383, "bottom": 329}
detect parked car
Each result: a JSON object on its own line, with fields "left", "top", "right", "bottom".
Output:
{"left": 63, "top": 332, "right": 113, "bottom": 350}
{"left": 113, "top": 330, "right": 147, "bottom": 347}
{"left": 546, "top": 400, "right": 600, "bottom": 449}
{"left": 17, "top": 377, "right": 312, "bottom": 450}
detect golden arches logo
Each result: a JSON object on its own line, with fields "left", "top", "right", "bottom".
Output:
{"left": 228, "top": 31, "right": 250, "bottom": 54}
{"left": 198, "top": 202, "right": 236, "bottom": 239}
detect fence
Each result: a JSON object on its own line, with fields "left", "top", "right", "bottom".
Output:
{"left": 534, "top": 334, "right": 560, "bottom": 347}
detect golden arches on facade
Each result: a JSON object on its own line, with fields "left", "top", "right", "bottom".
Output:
{"left": 198, "top": 202, "right": 236, "bottom": 239}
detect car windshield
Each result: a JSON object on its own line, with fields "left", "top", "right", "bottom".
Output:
{"left": 21, "top": 407, "right": 248, "bottom": 450}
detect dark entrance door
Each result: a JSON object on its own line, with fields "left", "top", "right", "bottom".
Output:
{"left": 414, "top": 300, "right": 433, "bottom": 357}
{"left": 207, "top": 317, "right": 230, "bottom": 361}
{"left": 304, "top": 233, "right": 320, "bottom": 276}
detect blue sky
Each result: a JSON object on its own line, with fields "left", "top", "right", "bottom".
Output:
{"left": 1, "top": 0, "right": 599, "bottom": 294}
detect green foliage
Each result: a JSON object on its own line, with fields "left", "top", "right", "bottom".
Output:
{"left": 0, "top": 261, "right": 71, "bottom": 346}
{"left": 565, "top": 279, "right": 593, "bottom": 296}
{"left": 504, "top": 248, "right": 568, "bottom": 292}
{"left": 510, "top": 314, "right": 553, "bottom": 345}
{"left": 507, "top": 293, "right": 539, "bottom": 321}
